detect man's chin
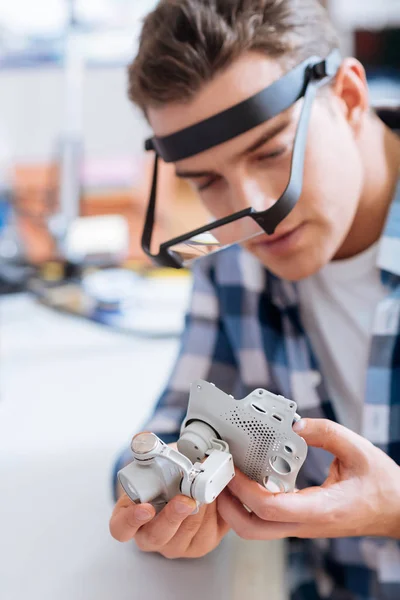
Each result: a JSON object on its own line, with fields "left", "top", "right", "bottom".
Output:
{"left": 245, "top": 245, "right": 322, "bottom": 282}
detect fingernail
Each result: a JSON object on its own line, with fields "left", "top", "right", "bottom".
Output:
{"left": 293, "top": 419, "right": 305, "bottom": 432}
{"left": 174, "top": 500, "right": 194, "bottom": 515}
{"left": 135, "top": 507, "right": 153, "bottom": 521}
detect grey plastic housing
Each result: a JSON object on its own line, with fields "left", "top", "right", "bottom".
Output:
{"left": 178, "top": 380, "right": 307, "bottom": 493}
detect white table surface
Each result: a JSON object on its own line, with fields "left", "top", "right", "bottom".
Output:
{"left": 0, "top": 293, "right": 285, "bottom": 600}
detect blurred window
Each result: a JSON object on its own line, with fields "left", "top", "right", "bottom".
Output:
{"left": 0, "top": 0, "right": 159, "bottom": 68}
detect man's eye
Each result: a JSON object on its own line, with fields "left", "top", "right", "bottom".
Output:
{"left": 256, "top": 147, "right": 287, "bottom": 162}
{"left": 198, "top": 176, "right": 221, "bottom": 191}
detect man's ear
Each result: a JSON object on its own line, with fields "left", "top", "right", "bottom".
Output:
{"left": 331, "top": 58, "right": 369, "bottom": 134}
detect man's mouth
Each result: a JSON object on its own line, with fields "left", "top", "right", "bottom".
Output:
{"left": 248, "top": 222, "right": 306, "bottom": 255}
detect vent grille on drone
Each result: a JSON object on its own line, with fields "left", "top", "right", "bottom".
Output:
{"left": 224, "top": 408, "right": 283, "bottom": 481}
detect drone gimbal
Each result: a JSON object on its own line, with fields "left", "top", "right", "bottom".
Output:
{"left": 118, "top": 381, "right": 308, "bottom": 512}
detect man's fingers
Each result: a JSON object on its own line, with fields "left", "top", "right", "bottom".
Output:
{"left": 217, "top": 490, "right": 299, "bottom": 540}
{"left": 109, "top": 501, "right": 156, "bottom": 542}
{"left": 176, "top": 500, "right": 229, "bottom": 552}
{"left": 228, "top": 471, "right": 324, "bottom": 523}
{"left": 218, "top": 490, "right": 342, "bottom": 541}
{"left": 228, "top": 470, "right": 342, "bottom": 524}
{"left": 135, "top": 495, "right": 197, "bottom": 550}
{"left": 227, "top": 471, "right": 289, "bottom": 520}
{"left": 293, "top": 418, "right": 371, "bottom": 468}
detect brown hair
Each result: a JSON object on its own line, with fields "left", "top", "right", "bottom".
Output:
{"left": 128, "top": 0, "right": 339, "bottom": 114}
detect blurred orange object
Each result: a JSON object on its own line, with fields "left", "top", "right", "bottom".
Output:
{"left": 13, "top": 154, "right": 178, "bottom": 265}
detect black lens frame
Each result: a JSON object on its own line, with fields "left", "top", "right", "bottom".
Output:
{"left": 142, "top": 51, "right": 341, "bottom": 268}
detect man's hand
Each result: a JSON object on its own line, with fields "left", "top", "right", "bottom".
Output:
{"left": 110, "top": 441, "right": 230, "bottom": 558}
{"left": 110, "top": 493, "right": 230, "bottom": 559}
{"left": 217, "top": 418, "right": 400, "bottom": 540}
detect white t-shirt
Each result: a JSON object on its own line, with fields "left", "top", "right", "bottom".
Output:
{"left": 297, "top": 242, "right": 388, "bottom": 433}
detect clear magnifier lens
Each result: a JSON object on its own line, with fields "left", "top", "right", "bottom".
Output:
{"left": 165, "top": 216, "right": 265, "bottom": 266}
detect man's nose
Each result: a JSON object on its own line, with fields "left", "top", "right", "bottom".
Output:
{"left": 230, "top": 176, "right": 276, "bottom": 213}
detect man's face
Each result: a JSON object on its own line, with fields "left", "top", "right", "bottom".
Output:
{"left": 148, "top": 52, "right": 365, "bottom": 281}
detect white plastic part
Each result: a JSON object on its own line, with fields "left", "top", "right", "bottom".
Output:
{"left": 180, "top": 381, "right": 308, "bottom": 493}
{"left": 191, "top": 451, "right": 235, "bottom": 504}
{"left": 118, "top": 431, "right": 235, "bottom": 513}
{"left": 64, "top": 214, "right": 129, "bottom": 263}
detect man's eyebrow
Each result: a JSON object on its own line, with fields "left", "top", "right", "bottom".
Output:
{"left": 236, "top": 117, "right": 290, "bottom": 158}
{"left": 175, "top": 118, "right": 290, "bottom": 179}
{"left": 175, "top": 168, "right": 215, "bottom": 179}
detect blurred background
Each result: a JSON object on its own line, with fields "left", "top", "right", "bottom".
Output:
{"left": 0, "top": 2, "right": 399, "bottom": 600}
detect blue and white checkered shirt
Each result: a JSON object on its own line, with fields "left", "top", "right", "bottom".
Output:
{"left": 116, "top": 179, "right": 400, "bottom": 599}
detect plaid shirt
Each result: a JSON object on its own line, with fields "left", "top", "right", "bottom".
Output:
{"left": 115, "top": 179, "right": 400, "bottom": 600}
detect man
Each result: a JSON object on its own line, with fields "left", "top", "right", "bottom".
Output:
{"left": 109, "top": 1, "right": 400, "bottom": 598}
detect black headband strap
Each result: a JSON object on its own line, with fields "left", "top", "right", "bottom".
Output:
{"left": 145, "top": 50, "right": 341, "bottom": 163}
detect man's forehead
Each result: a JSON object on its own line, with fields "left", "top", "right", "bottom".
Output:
{"left": 147, "top": 52, "right": 285, "bottom": 138}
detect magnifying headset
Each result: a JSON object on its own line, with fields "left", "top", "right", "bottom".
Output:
{"left": 142, "top": 50, "right": 342, "bottom": 269}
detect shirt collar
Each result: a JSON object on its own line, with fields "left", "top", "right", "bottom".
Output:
{"left": 377, "top": 176, "right": 400, "bottom": 279}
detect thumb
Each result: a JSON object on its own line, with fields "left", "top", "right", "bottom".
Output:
{"left": 293, "top": 418, "right": 371, "bottom": 468}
